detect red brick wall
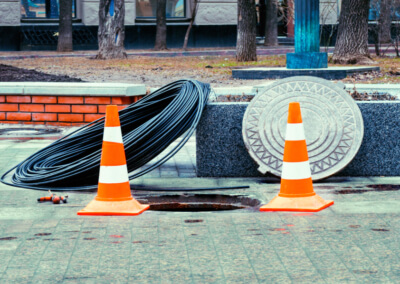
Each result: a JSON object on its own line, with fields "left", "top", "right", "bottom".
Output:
{"left": 0, "top": 95, "right": 143, "bottom": 126}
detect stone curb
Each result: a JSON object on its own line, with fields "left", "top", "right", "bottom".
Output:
{"left": 0, "top": 82, "right": 147, "bottom": 97}
{"left": 213, "top": 83, "right": 400, "bottom": 99}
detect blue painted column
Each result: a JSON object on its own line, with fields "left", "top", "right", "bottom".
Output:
{"left": 286, "top": 0, "right": 327, "bottom": 69}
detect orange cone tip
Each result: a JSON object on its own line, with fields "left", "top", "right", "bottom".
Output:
{"left": 78, "top": 105, "right": 149, "bottom": 216}
{"left": 260, "top": 102, "right": 334, "bottom": 212}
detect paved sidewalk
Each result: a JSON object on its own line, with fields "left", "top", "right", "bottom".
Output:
{"left": 1, "top": 45, "right": 396, "bottom": 61}
{"left": 0, "top": 138, "right": 400, "bottom": 283}
{"left": 0, "top": 46, "right": 295, "bottom": 61}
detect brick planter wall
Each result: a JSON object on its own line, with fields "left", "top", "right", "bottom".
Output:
{"left": 0, "top": 95, "right": 143, "bottom": 126}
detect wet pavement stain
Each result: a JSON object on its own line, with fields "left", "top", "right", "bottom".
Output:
{"left": 315, "top": 185, "right": 337, "bottom": 189}
{"left": 371, "top": 228, "right": 390, "bottom": 232}
{"left": 247, "top": 229, "right": 260, "bottom": 231}
{"left": 335, "top": 189, "right": 368, "bottom": 194}
{"left": 34, "top": 233, "right": 52, "bottom": 236}
{"left": 184, "top": 219, "right": 204, "bottom": 223}
{"left": 367, "top": 184, "right": 400, "bottom": 191}
{"left": 335, "top": 184, "right": 400, "bottom": 195}
{"left": 64, "top": 276, "right": 97, "bottom": 280}
{"left": 83, "top": 238, "right": 96, "bottom": 240}
{"left": 353, "top": 270, "right": 378, "bottom": 274}
{"left": 0, "top": 237, "right": 17, "bottom": 241}
{"left": 349, "top": 225, "right": 361, "bottom": 228}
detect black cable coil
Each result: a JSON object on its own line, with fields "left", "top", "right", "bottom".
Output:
{"left": 1, "top": 79, "right": 211, "bottom": 191}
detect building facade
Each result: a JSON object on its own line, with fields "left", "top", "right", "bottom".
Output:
{"left": 0, "top": 0, "right": 376, "bottom": 51}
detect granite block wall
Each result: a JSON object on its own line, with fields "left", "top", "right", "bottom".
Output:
{"left": 196, "top": 101, "right": 400, "bottom": 177}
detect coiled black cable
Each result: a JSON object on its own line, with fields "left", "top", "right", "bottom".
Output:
{"left": 1, "top": 79, "right": 211, "bottom": 191}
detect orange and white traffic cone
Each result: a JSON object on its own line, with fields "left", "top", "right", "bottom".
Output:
{"left": 260, "top": 102, "right": 334, "bottom": 212}
{"left": 78, "top": 105, "right": 149, "bottom": 216}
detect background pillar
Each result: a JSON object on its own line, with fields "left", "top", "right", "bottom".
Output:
{"left": 286, "top": 0, "right": 327, "bottom": 69}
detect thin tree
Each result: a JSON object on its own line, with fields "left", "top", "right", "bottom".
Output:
{"left": 378, "top": 0, "right": 392, "bottom": 44}
{"left": 154, "top": 0, "right": 167, "bottom": 50}
{"left": 236, "top": 0, "right": 257, "bottom": 61}
{"left": 183, "top": 0, "right": 199, "bottom": 50}
{"left": 264, "top": 0, "right": 278, "bottom": 46}
{"left": 96, "top": 0, "right": 127, "bottom": 59}
{"left": 57, "top": 0, "right": 73, "bottom": 52}
{"left": 332, "top": 0, "right": 374, "bottom": 64}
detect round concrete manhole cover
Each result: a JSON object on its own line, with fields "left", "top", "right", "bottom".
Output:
{"left": 242, "top": 76, "right": 364, "bottom": 180}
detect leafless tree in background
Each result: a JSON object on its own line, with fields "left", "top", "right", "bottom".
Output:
{"left": 332, "top": 0, "right": 374, "bottom": 64}
{"left": 154, "top": 0, "right": 168, "bottom": 50}
{"left": 183, "top": 0, "right": 200, "bottom": 50}
{"left": 264, "top": 0, "right": 278, "bottom": 46}
{"left": 96, "top": 0, "right": 127, "bottom": 59}
{"left": 57, "top": 0, "right": 73, "bottom": 52}
{"left": 236, "top": 0, "right": 257, "bottom": 61}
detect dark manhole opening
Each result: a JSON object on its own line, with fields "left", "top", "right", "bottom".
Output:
{"left": 0, "top": 128, "right": 62, "bottom": 136}
{"left": 139, "top": 194, "right": 261, "bottom": 212}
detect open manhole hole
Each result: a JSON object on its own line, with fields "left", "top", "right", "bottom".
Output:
{"left": 138, "top": 194, "right": 261, "bottom": 212}
{"left": 0, "top": 128, "right": 62, "bottom": 136}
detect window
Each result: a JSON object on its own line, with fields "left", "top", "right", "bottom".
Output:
{"left": 369, "top": 0, "right": 379, "bottom": 20}
{"left": 369, "top": 0, "right": 400, "bottom": 21}
{"left": 136, "top": 0, "right": 185, "bottom": 18}
{"left": 21, "top": 0, "right": 76, "bottom": 18}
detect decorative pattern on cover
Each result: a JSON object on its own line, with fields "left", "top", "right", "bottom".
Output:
{"left": 242, "top": 76, "right": 364, "bottom": 180}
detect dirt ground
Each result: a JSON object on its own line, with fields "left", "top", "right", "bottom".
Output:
{"left": 0, "top": 64, "right": 83, "bottom": 82}
{"left": 1, "top": 54, "right": 400, "bottom": 90}
{"left": 0, "top": 56, "right": 270, "bottom": 88}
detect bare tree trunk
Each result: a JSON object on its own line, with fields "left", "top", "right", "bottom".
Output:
{"left": 57, "top": 0, "right": 73, "bottom": 52}
{"left": 154, "top": 0, "right": 167, "bottom": 50}
{"left": 96, "top": 0, "right": 127, "bottom": 59}
{"left": 286, "top": 0, "right": 294, "bottom": 38}
{"left": 236, "top": 0, "right": 257, "bottom": 61}
{"left": 332, "top": 0, "right": 374, "bottom": 64}
{"left": 379, "top": 0, "right": 392, "bottom": 43}
{"left": 264, "top": 0, "right": 278, "bottom": 46}
{"left": 183, "top": 0, "right": 199, "bottom": 50}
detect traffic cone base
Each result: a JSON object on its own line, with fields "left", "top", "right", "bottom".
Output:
{"left": 260, "top": 194, "right": 334, "bottom": 212}
{"left": 78, "top": 199, "right": 149, "bottom": 216}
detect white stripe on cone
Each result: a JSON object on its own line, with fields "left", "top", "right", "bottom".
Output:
{"left": 103, "top": 126, "right": 123, "bottom": 144}
{"left": 99, "top": 165, "right": 129, "bottom": 183}
{"left": 281, "top": 161, "right": 312, "bottom": 180}
{"left": 285, "top": 123, "right": 305, "bottom": 141}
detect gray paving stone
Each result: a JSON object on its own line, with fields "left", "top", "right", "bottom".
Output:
{"left": 1, "top": 138, "right": 400, "bottom": 283}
